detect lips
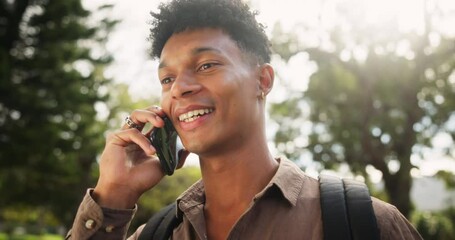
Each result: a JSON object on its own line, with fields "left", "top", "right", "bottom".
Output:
{"left": 178, "top": 108, "right": 214, "bottom": 122}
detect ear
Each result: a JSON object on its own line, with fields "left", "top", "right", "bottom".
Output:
{"left": 257, "top": 64, "right": 274, "bottom": 98}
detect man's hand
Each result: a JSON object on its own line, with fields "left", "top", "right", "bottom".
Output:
{"left": 93, "top": 106, "right": 167, "bottom": 209}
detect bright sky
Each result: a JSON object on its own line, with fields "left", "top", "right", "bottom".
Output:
{"left": 82, "top": 0, "right": 455, "bottom": 177}
{"left": 82, "top": 0, "right": 455, "bottom": 98}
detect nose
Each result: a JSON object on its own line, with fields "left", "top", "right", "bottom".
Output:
{"left": 170, "top": 71, "right": 202, "bottom": 99}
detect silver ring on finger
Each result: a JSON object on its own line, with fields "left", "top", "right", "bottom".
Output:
{"left": 124, "top": 116, "right": 143, "bottom": 130}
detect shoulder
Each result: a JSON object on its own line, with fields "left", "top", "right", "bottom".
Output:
{"left": 372, "top": 198, "right": 423, "bottom": 240}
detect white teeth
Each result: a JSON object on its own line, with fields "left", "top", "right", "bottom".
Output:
{"left": 179, "top": 108, "right": 213, "bottom": 122}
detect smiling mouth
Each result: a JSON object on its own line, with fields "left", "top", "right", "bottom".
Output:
{"left": 178, "top": 108, "right": 214, "bottom": 122}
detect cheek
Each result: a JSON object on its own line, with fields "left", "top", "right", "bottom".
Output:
{"left": 159, "top": 92, "right": 171, "bottom": 113}
{"left": 218, "top": 70, "right": 256, "bottom": 94}
{"left": 217, "top": 75, "right": 257, "bottom": 113}
{"left": 231, "top": 78, "right": 257, "bottom": 101}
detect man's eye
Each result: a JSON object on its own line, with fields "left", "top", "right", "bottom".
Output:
{"left": 161, "top": 77, "right": 173, "bottom": 85}
{"left": 198, "top": 63, "right": 218, "bottom": 71}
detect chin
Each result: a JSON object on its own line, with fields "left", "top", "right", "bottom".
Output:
{"left": 182, "top": 139, "right": 204, "bottom": 154}
{"left": 183, "top": 139, "right": 222, "bottom": 157}
{"left": 187, "top": 144, "right": 211, "bottom": 156}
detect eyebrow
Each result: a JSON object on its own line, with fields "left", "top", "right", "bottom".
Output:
{"left": 192, "top": 47, "right": 221, "bottom": 55}
{"left": 159, "top": 47, "right": 222, "bottom": 69}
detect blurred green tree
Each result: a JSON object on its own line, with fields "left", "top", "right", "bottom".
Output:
{"left": 270, "top": 0, "right": 455, "bottom": 217}
{"left": 0, "top": 0, "right": 116, "bottom": 227}
{"left": 412, "top": 207, "right": 455, "bottom": 240}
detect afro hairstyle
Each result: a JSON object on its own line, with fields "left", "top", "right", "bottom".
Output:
{"left": 149, "top": 0, "right": 271, "bottom": 63}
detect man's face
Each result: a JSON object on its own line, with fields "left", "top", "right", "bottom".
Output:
{"left": 158, "top": 28, "right": 261, "bottom": 157}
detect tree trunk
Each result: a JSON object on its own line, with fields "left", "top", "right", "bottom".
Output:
{"left": 383, "top": 166, "right": 413, "bottom": 218}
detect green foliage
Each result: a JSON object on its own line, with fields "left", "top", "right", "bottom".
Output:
{"left": 104, "top": 82, "right": 160, "bottom": 132}
{"left": 436, "top": 170, "right": 455, "bottom": 189}
{"left": 1, "top": 206, "right": 60, "bottom": 231}
{"left": 269, "top": 0, "right": 455, "bottom": 217}
{"left": 270, "top": 98, "right": 305, "bottom": 161}
{"left": 0, "top": 0, "right": 116, "bottom": 226}
{"left": 129, "top": 166, "right": 201, "bottom": 234}
{"left": 0, "top": 233, "right": 63, "bottom": 240}
{"left": 412, "top": 207, "right": 455, "bottom": 240}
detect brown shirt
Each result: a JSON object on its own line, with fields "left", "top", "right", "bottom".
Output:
{"left": 67, "top": 158, "right": 422, "bottom": 240}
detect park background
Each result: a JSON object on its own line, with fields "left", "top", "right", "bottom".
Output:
{"left": 1, "top": 0, "right": 455, "bottom": 239}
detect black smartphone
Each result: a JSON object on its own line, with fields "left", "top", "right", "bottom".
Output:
{"left": 149, "top": 116, "right": 184, "bottom": 176}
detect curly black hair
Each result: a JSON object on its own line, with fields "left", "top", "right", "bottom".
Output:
{"left": 149, "top": 0, "right": 271, "bottom": 63}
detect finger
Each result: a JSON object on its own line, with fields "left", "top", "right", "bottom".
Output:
{"left": 122, "top": 109, "right": 165, "bottom": 131}
{"left": 132, "top": 157, "right": 165, "bottom": 184}
{"left": 123, "top": 115, "right": 145, "bottom": 131}
{"left": 108, "top": 129, "right": 156, "bottom": 155}
{"left": 143, "top": 106, "right": 167, "bottom": 136}
{"left": 145, "top": 105, "right": 165, "bottom": 117}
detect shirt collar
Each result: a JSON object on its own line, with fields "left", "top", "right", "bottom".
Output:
{"left": 176, "top": 157, "right": 305, "bottom": 217}
{"left": 254, "top": 157, "right": 305, "bottom": 206}
{"left": 176, "top": 179, "right": 205, "bottom": 218}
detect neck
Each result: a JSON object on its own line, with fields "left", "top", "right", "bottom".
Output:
{"left": 199, "top": 136, "right": 278, "bottom": 212}
{"left": 199, "top": 137, "right": 278, "bottom": 240}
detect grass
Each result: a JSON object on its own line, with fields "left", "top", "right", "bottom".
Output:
{"left": 0, "top": 234, "right": 63, "bottom": 240}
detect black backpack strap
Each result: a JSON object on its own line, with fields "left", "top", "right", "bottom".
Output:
{"left": 343, "top": 178, "right": 380, "bottom": 240}
{"left": 319, "top": 174, "right": 352, "bottom": 240}
{"left": 138, "top": 202, "right": 182, "bottom": 240}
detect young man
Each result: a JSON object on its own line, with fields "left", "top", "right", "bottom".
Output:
{"left": 66, "top": 0, "right": 422, "bottom": 239}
